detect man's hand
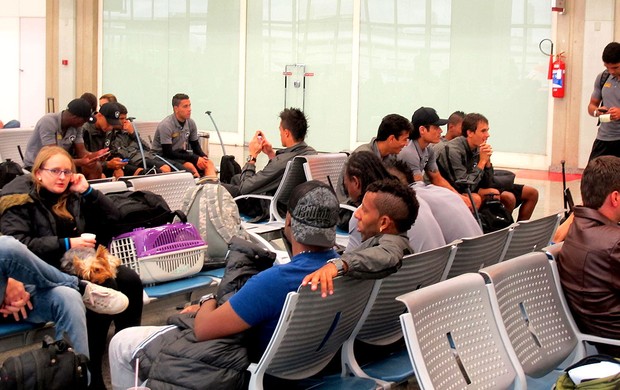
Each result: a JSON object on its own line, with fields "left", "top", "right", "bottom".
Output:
{"left": 248, "top": 131, "right": 264, "bottom": 158}
{"left": 106, "top": 157, "right": 128, "bottom": 170}
{"left": 479, "top": 142, "right": 493, "bottom": 166}
{"left": 180, "top": 304, "right": 200, "bottom": 314}
{"left": 2, "top": 278, "right": 33, "bottom": 321}
{"left": 301, "top": 263, "right": 338, "bottom": 298}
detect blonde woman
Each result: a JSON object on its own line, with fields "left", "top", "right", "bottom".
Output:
{"left": 0, "top": 145, "right": 143, "bottom": 390}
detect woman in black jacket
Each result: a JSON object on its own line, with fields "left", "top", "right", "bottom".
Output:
{"left": 0, "top": 145, "right": 143, "bottom": 390}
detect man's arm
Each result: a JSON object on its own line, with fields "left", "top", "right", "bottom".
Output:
{"left": 302, "top": 234, "right": 410, "bottom": 297}
{"left": 193, "top": 300, "right": 251, "bottom": 341}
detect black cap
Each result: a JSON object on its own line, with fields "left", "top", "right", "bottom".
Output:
{"left": 411, "top": 107, "right": 448, "bottom": 130}
{"left": 99, "top": 103, "right": 122, "bottom": 126}
{"left": 66, "top": 98, "right": 93, "bottom": 121}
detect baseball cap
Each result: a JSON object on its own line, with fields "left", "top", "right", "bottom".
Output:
{"left": 66, "top": 98, "right": 94, "bottom": 121}
{"left": 98, "top": 102, "right": 122, "bottom": 126}
{"left": 288, "top": 181, "right": 339, "bottom": 248}
{"left": 411, "top": 107, "right": 448, "bottom": 129}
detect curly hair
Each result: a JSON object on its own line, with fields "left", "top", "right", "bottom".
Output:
{"left": 345, "top": 151, "right": 393, "bottom": 203}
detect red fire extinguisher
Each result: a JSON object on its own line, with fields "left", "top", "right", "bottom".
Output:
{"left": 552, "top": 53, "right": 566, "bottom": 98}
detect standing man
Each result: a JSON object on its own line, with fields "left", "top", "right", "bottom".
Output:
{"left": 436, "top": 112, "right": 539, "bottom": 221}
{"left": 557, "top": 156, "right": 620, "bottom": 356}
{"left": 23, "top": 98, "right": 107, "bottom": 179}
{"left": 152, "top": 93, "right": 216, "bottom": 177}
{"left": 588, "top": 42, "right": 620, "bottom": 161}
{"left": 398, "top": 106, "right": 474, "bottom": 209}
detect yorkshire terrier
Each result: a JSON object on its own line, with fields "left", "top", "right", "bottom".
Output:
{"left": 60, "top": 245, "right": 122, "bottom": 284}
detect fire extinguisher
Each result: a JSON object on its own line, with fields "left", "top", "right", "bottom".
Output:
{"left": 552, "top": 53, "right": 566, "bottom": 98}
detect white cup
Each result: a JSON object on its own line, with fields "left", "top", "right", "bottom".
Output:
{"left": 80, "top": 233, "right": 96, "bottom": 241}
{"left": 127, "top": 387, "right": 150, "bottom": 390}
{"left": 600, "top": 113, "right": 612, "bottom": 123}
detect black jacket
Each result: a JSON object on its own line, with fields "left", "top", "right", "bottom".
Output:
{"left": 0, "top": 175, "right": 120, "bottom": 267}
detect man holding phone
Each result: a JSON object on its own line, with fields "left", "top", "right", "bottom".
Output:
{"left": 588, "top": 42, "right": 620, "bottom": 161}
{"left": 82, "top": 102, "right": 129, "bottom": 178}
{"left": 23, "top": 98, "right": 108, "bottom": 179}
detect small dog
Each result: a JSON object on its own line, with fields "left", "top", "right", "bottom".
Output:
{"left": 60, "top": 245, "right": 121, "bottom": 284}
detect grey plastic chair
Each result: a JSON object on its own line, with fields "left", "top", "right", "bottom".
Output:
{"left": 480, "top": 252, "right": 620, "bottom": 388}
{"left": 341, "top": 244, "right": 457, "bottom": 389}
{"left": 247, "top": 277, "right": 376, "bottom": 390}
{"left": 128, "top": 171, "right": 196, "bottom": 212}
{"left": 441, "top": 225, "right": 511, "bottom": 280}
{"left": 302, "top": 152, "right": 348, "bottom": 189}
{"left": 500, "top": 212, "right": 562, "bottom": 261}
{"left": 397, "top": 273, "right": 526, "bottom": 390}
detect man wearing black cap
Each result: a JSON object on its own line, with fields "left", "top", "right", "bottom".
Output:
{"left": 82, "top": 102, "right": 129, "bottom": 177}
{"left": 23, "top": 98, "right": 108, "bottom": 178}
{"left": 398, "top": 106, "right": 477, "bottom": 210}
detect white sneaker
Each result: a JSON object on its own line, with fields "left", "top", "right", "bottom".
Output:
{"left": 82, "top": 282, "right": 129, "bottom": 315}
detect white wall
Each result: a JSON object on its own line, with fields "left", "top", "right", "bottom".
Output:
{"left": 0, "top": 0, "right": 45, "bottom": 128}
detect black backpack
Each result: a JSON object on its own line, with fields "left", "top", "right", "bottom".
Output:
{"left": 0, "top": 335, "right": 89, "bottom": 390}
{"left": 103, "top": 190, "right": 186, "bottom": 240}
{"left": 0, "top": 159, "right": 24, "bottom": 189}
{"left": 219, "top": 155, "right": 241, "bottom": 184}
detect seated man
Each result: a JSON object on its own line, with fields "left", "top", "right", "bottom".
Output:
{"left": 223, "top": 108, "right": 316, "bottom": 219}
{"left": 23, "top": 98, "right": 107, "bottom": 179}
{"left": 0, "top": 235, "right": 129, "bottom": 359}
{"left": 109, "top": 103, "right": 172, "bottom": 175}
{"left": 398, "top": 106, "right": 477, "bottom": 210}
{"left": 108, "top": 179, "right": 417, "bottom": 389}
{"left": 436, "top": 112, "right": 539, "bottom": 221}
{"left": 338, "top": 114, "right": 411, "bottom": 200}
{"left": 557, "top": 155, "right": 620, "bottom": 357}
{"left": 108, "top": 180, "right": 340, "bottom": 389}
{"left": 151, "top": 93, "right": 216, "bottom": 178}
{"left": 303, "top": 178, "right": 418, "bottom": 297}
{"left": 82, "top": 102, "right": 129, "bottom": 178}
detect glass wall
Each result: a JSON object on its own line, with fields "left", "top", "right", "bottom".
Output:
{"left": 358, "top": 0, "right": 551, "bottom": 154}
{"left": 102, "top": 0, "right": 241, "bottom": 136}
{"left": 102, "top": 0, "right": 550, "bottom": 156}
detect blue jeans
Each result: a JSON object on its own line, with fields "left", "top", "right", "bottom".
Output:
{"left": 0, "top": 236, "right": 89, "bottom": 357}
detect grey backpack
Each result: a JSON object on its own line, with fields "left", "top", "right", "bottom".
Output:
{"left": 178, "top": 180, "right": 246, "bottom": 260}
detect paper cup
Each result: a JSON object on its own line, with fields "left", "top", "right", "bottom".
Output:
{"left": 600, "top": 113, "right": 612, "bottom": 123}
{"left": 127, "top": 387, "right": 150, "bottom": 390}
{"left": 80, "top": 233, "right": 96, "bottom": 240}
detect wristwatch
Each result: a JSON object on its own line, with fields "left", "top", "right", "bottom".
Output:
{"left": 327, "top": 258, "right": 345, "bottom": 275}
{"left": 246, "top": 155, "right": 257, "bottom": 163}
{"left": 198, "top": 293, "right": 216, "bottom": 307}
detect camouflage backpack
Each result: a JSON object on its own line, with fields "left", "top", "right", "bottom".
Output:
{"left": 554, "top": 355, "right": 620, "bottom": 390}
{"left": 178, "top": 179, "right": 247, "bottom": 261}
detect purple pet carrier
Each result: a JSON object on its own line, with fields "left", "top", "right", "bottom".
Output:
{"left": 109, "top": 222, "right": 207, "bottom": 284}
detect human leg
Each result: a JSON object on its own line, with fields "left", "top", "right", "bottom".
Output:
{"left": 108, "top": 326, "right": 173, "bottom": 390}
{"left": 0, "top": 236, "right": 78, "bottom": 302}
{"left": 516, "top": 185, "right": 539, "bottom": 221}
{"left": 499, "top": 191, "right": 516, "bottom": 214}
{"left": 26, "top": 285, "right": 90, "bottom": 358}
{"left": 111, "top": 266, "right": 143, "bottom": 332}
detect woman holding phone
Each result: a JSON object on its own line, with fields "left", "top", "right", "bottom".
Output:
{"left": 0, "top": 145, "right": 143, "bottom": 389}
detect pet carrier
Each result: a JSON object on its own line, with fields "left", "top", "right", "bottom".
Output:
{"left": 109, "top": 222, "right": 207, "bottom": 284}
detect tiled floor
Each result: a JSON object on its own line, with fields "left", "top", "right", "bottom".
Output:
{"left": 0, "top": 143, "right": 582, "bottom": 389}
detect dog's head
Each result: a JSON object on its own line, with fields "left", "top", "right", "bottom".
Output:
{"left": 72, "top": 245, "right": 121, "bottom": 284}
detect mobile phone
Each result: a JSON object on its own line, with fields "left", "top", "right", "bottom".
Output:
{"left": 98, "top": 150, "right": 111, "bottom": 159}
{"left": 121, "top": 158, "right": 129, "bottom": 162}
{"left": 598, "top": 108, "right": 608, "bottom": 113}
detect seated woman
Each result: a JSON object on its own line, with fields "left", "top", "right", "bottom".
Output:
{"left": 0, "top": 145, "right": 144, "bottom": 390}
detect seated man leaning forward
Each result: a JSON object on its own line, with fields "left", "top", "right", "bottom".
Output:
{"left": 223, "top": 107, "right": 317, "bottom": 220}
{"left": 108, "top": 180, "right": 341, "bottom": 389}
{"left": 151, "top": 93, "right": 216, "bottom": 178}
{"left": 109, "top": 179, "right": 416, "bottom": 389}
{"left": 557, "top": 155, "right": 620, "bottom": 357}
